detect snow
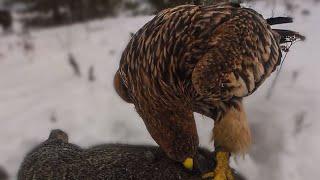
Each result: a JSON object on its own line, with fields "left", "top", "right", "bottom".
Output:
{"left": 0, "top": 1, "right": 319, "bottom": 179}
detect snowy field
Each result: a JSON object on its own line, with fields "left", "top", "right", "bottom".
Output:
{"left": 0, "top": 1, "right": 319, "bottom": 180}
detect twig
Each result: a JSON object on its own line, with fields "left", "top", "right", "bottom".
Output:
{"left": 88, "top": 65, "right": 95, "bottom": 82}
{"left": 68, "top": 53, "right": 81, "bottom": 77}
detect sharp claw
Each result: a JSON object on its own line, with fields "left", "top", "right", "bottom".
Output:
{"left": 201, "top": 151, "right": 234, "bottom": 180}
{"left": 202, "top": 172, "right": 215, "bottom": 179}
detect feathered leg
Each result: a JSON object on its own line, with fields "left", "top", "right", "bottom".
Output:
{"left": 202, "top": 151, "right": 233, "bottom": 180}
{"left": 203, "top": 99, "right": 251, "bottom": 180}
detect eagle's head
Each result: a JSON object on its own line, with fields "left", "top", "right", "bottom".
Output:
{"left": 267, "top": 17, "right": 306, "bottom": 51}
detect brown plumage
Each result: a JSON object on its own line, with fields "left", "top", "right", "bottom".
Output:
{"left": 114, "top": 2, "right": 303, "bottom": 166}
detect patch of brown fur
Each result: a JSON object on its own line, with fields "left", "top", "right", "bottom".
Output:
{"left": 212, "top": 102, "right": 252, "bottom": 154}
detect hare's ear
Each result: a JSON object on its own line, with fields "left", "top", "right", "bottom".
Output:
{"left": 267, "top": 17, "right": 293, "bottom": 25}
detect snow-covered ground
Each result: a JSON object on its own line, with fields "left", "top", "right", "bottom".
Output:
{"left": 0, "top": 1, "right": 319, "bottom": 180}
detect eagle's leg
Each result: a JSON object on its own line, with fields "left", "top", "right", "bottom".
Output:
{"left": 202, "top": 99, "right": 251, "bottom": 180}
{"left": 202, "top": 151, "right": 233, "bottom": 180}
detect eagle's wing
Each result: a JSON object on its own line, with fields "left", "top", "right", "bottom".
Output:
{"left": 192, "top": 8, "right": 282, "bottom": 101}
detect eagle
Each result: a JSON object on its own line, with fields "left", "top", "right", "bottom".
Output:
{"left": 114, "top": 2, "right": 304, "bottom": 179}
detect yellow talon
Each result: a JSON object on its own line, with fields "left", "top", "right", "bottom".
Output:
{"left": 183, "top": 157, "right": 193, "bottom": 170}
{"left": 202, "top": 152, "right": 234, "bottom": 180}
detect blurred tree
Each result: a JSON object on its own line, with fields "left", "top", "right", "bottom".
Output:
{"left": 2, "top": 0, "right": 263, "bottom": 28}
{"left": 4, "top": 0, "right": 121, "bottom": 27}
{"left": 145, "top": 0, "right": 245, "bottom": 13}
{"left": 147, "top": 0, "right": 192, "bottom": 12}
{"left": 0, "top": 165, "right": 8, "bottom": 180}
{"left": 0, "top": 9, "right": 12, "bottom": 31}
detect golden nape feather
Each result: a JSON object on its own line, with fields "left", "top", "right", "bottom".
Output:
{"left": 114, "top": 1, "right": 304, "bottom": 173}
